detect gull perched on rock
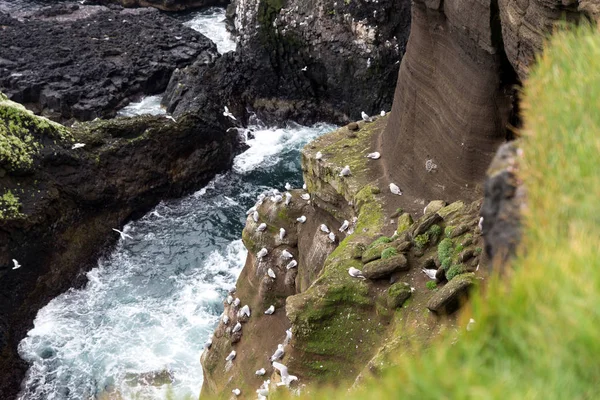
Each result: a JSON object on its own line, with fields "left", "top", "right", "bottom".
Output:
{"left": 285, "top": 182, "right": 292, "bottom": 191}
{"left": 389, "top": 183, "right": 403, "bottom": 196}
{"left": 272, "top": 194, "right": 283, "bottom": 203}
{"left": 380, "top": 110, "right": 386, "bottom": 117}
{"left": 204, "top": 337, "right": 212, "bottom": 349}
{"left": 279, "top": 228, "right": 286, "bottom": 240}
{"left": 478, "top": 216, "right": 484, "bottom": 231}
{"left": 71, "top": 143, "right": 86, "bottom": 149}
{"left": 232, "top": 322, "right": 242, "bottom": 333}
{"left": 12, "top": 259, "right": 21, "bottom": 270}
{"left": 285, "top": 192, "right": 292, "bottom": 205}
{"left": 226, "top": 295, "right": 233, "bottom": 305}
{"left": 257, "top": 387, "right": 269, "bottom": 399}
{"left": 239, "top": 305, "right": 251, "bottom": 318}
{"left": 348, "top": 267, "right": 366, "bottom": 280}
{"left": 270, "top": 344, "right": 285, "bottom": 361}
{"left": 222, "top": 315, "right": 230, "bottom": 325}
{"left": 273, "top": 362, "right": 298, "bottom": 387}
{"left": 286, "top": 260, "right": 298, "bottom": 270}
{"left": 285, "top": 328, "right": 292, "bottom": 344}
{"left": 267, "top": 268, "right": 277, "bottom": 279}
{"left": 302, "top": 183, "right": 307, "bottom": 190}
{"left": 233, "top": 298, "right": 241, "bottom": 307}
{"left": 320, "top": 224, "right": 330, "bottom": 233}
{"left": 225, "top": 350, "right": 236, "bottom": 361}
{"left": 257, "top": 223, "right": 267, "bottom": 232}
{"left": 297, "top": 215, "right": 307, "bottom": 223}
{"left": 328, "top": 232, "right": 336, "bottom": 243}
{"left": 339, "top": 220, "right": 349, "bottom": 232}
{"left": 281, "top": 249, "right": 294, "bottom": 259}
{"left": 264, "top": 305, "right": 275, "bottom": 315}
{"left": 315, "top": 151, "right": 323, "bottom": 160}
{"left": 257, "top": 248, "right": 268, "bottom": 259}
{"left": 366, "top": 152, "right": 381, "bottom": 160}
{"left": 361, "top": 111, "right": 372, "bottom": 122}
{"left": 223, "top": 106, "right": 237, "bottom": 121}
{"left": 253, "top": 211, "right": 260, "bottom": 222}
{"left": 232, "top": 388, "right": 241, "bottom": 396}
{"left": 112, "top": 228, "right": 133, "bottom": 240}
{"left": 255, "top": 368, "right": 266, "bottom": 376}
{"left": 301, "top": 193, "right": 310, "bottom": 200}
{"left": 246, "top": 206, "right": 256, "bottom": 215}
{"left": 422, "top": 268, "right": 437, "bottom": 280}
{"left": 339, "top": 165, "right": 351, "bottom": 177}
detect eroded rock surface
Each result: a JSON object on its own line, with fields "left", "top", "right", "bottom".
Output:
{"left": 93, "top": 0, "right": 228, "bottom": 11}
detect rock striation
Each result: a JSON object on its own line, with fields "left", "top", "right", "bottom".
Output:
{"left": 0, "top": 4, "right": 216, "bottom": 122}
{"left": 0, "top": 94, "right": 241, "bottom": 398}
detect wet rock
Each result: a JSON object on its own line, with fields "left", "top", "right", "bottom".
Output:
{"left": 363, "top": 255, "right": 409, "bottom": 280}
{"left": 427, "top": 273, "right": 476, "bottom": 314}
{"left": 387, "top": 282, "right": 412, "bottom": 309}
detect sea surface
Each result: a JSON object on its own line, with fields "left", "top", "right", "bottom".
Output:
{"left": 16, "top": 5, "right": 333, "bottom": 400}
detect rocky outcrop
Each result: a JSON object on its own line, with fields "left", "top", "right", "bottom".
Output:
{"left": 200, "top": 117, "right": 487, "bottom": 397}
{"left": 0, "top": 95, "right": 241, "bottom": 398}
{"left": 0, "top": 4, "right": 216, "bottom": 122}
{"left": 93, "top": 0, "right": 228, "bottom": 11}
{"left": 163, "top": 0, "right": 411, "bottom": 125}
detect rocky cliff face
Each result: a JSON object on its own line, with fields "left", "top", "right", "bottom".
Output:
{"left": 0, "top": 94, "right": 241, "bottom": 398}
{"left": 163, "top": 0, "right": 411, "bottom": 125}
{"left": 0, "top": 4, "right": 216, "bottom": 122}
{"left": 93, "top": 0, "right": 228, "bottom": 11}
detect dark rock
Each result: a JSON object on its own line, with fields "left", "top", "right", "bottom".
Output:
{"left": 411, "top": 212, "right": 442, "bottom": 238}
{"left": 363, "top": 255, "right": 409, "bottom": 280}
{"left": 459, "top": 249, "right": 475, "bottom": 263}
{"left": 230, "top": 331, "right": 242, "bottom": 344}
{"left": 347, "top": 122, "right": 359, "bottom": 131}
{"left": 427, "top": 273, "right": 476, "bottom": 314}
{"left": 396, "top": 241, "right": 412, "bottom": 253}
{"left": 94, "top": 0, "right": 228, "bottom": 11}
{"left": 435, "top": 267, "right": 446, "bottom": 282}
{"left": 420, "top": 257, "right": 436, "bottom": 270}
{"left": 449, "top": 224, "right": 469, "bottom": 238}
{"left": 0, "top": 6, "right": 216, "bottom": 122}
{"left": 387, "top": 282, "right": 412, "bottom": 308}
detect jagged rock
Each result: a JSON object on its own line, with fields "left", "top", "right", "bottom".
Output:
{"left": 424, "top": 200, "right": 446, "bottom": 215}
{"left": 437, "top": 201, "right": 466, "bottom": 220}
{"left": 411, "top": 212, "right": 442, "bottom": 238}
{"left": 361, "top": 243, "right": 392, "bottom": 263}
{"left": 449, "top": 224, "right": 469, "bottom": 238}
{"left": 363, "top": 255, "right": 409, "bottom": 280}
{"left": 396, "top": 241, "right": 412, "bottom": 253}
{"left": 94, "top": 0, "right": 228, "bottom": 11}
{"left": 427, "top": 273, "right": 476, "bottom": 314}
{"left": 0, "top": 6, "right": 216, "bottom": 122}
{"left": 459, "top": 249, "right": 475, "bottom": 263}
{"left": 387, "top": 282, "right": 412, "bottom": 309}
{"left": 420, "top": 257, "right": 436, "bottom": 270}
{"left": 396, "top": 213, "right": 413, "bottom": 235}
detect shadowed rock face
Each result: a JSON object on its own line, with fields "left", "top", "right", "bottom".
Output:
{"left": 93, "top": 0, "right": 228, "bottom": 11}
{"left": 381, "top": 0, "right": 517, "bottom": 204}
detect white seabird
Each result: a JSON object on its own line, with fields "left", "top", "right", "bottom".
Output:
{"left": 257, "top": 223, "right": 267, "bottom": 232}
{"left": 339, "top": 165, "right": 351, "bottom": 177}
{"left": 257, "top": 387, "right": 269, "bottom": 398}
{"left": 389, "top": 183, "right": 403, "bottom": 195}
{"left": 286, "top": 260, "right": 298, "bottom": 270}
{"left": 273, "top": 362, "right": 298, "bottom": 387}
{"left": 246, "top": 206, "right": 257, "bottom": 215}
{"left": 296, "top": 215, "right": 307, "bottom": 223}
{"left": 232, "top": 388, "right": 241, "bottom": 396}
{"left": 151, "top": 210, "right": 162, "bottom": 218}
{"left": 366, "top": 152, "right": 381, "bottom": 160}
{"left": 225, "top": 350, "right": 237, "bottom": 361}
{"left": 361, "top": 111, "right": 372, "bottom": 122}
{"left": 222, "top": 315, "right": 230, "bottom": 325}
{"left": 264, "top": 305, "right": 275, "bottom": 315}
{"left": 328, "top": 232, "right": 336, "bottom": 243}
{"left": 285, "top": 328, "right": 292, "bottom": 344}
{"left": 257, "top": 248, "right": 268, "bottom": 259}
{"left": 478, "top": 216, "right": 484, "bottom": 231}
{"left": 233, "top": 298, "right": 241, "bottom": 307}
{"left": 272, "top": 194, "right": 283, "bottom": 203}
{"left": 301, "top": 66, "right": 308, "bottom": 71}
{"left": 164, "top": 115, "right": 176, "bottom": 122}
{"left": 281, "top": 249, "right": 294, "bottom": 259}
{"left": 285, "top": 182, "right": 292, "bottom": 191}
{"left": 223, "top": 106, "right": 237, "bottom": 121}
{"left": 339, "top": 220, "right": 350, "bottom": 232}
{"left": 467, "top": 318, "right": 476, "bottom": 331}
{"left": 301, "top": 193, "right": 310, "bottom": 200}
{"left": 284, "top": 192, "right": 292, "bottom": 205}
{"left": 380, "top": 110, "right": 386, "bottom": 116}
{"left": 267, "top": 268, "right": 276, "bottom": 279}
{"left": 348, "top": 267, "right": 366, "bottom": 280}
{"left": 422, "top": 268, "right": 437, "bottom": 280}
{"left": 302, "top": 183, "right": 307, "bottom": 190}
{"left": 12, "top": 259, "right": 21, "bottom": 270}
{"left": 315, "top": 151, "right": 323, "bottom": 160}
{"left": 204, "top": 338, "right": 212, "bottom": 349}
{"left": 279, "top": 228, "right": 286, "bottom": 240}
{"left": 255, "top": 368, "right": 267, "bottom": 376}
{"left": 71, "top": 143, "right": 86, "bottom": 149}
{"left": 226, "top": 295, "right": 233, "bottom": 305}
{"left": 239, "top": 305, "right": 251, "bottom": 318}
{"left": 270, "top": 344, "right": 285, "bottom": 361}
{"left": 112, "top": 228, "right": 133, "bottom": 240}
{"left": 320, "top": 224, "right": 330, "bottom": 233}
{"left": 232, "top": 322, "right": 242, "bottom": 333}
{"left": 253, "top": 211, "right": 260, "bottom": 222}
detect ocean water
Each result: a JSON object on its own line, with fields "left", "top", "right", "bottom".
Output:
{"left": 183, "top": 7, "right": 236, "bottom": 54}
{"left": 17, "top": 122, "right": 335, "bottom": 399}
{"left": 117, "top": 95, "right": 166, "bottom": 117}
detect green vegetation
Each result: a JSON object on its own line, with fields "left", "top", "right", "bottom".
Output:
{"left": 426, "top": 281, "right": 437, "bottom": 290}
{"left": 368, "top": 236, "right": 392, "bottom": 248}
{"left": 0, "top": 190, "right": 23, "bottom": 219}
{"left": 437, "top": 238, "right": 453, "bottom": 266}
{"left": 446, "top": 264, "right": 467, "bottom": 281}
{"left": 444, "top": 225, "right": 454, "bottom": 238}
{"left": 380, "top": 247, "right": 398, "bottom": 259}
{"left": 413, "top": 233, "right": 429, "bottom": 249}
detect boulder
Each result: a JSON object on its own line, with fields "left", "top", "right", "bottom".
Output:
{"left": 363, "top": 255, "right": 409, "bottom": 280}
{"left": 387, "top": 282, "right": 412, "bottom": 309}
{"left": 424, "top": 200, "right": 446, "bottom": 215}
{"left": 411, "top": 212, "right": 442, "bottom": 238}
{"left": 427, "top": 273, "right": 476, "bottom": 314}
{"left": 396, "top": 213, "right": 413, "bottom": 235}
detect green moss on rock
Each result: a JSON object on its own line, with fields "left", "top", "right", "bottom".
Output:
{"left": 396, "top": 213, "right": 413, "bottom": 235}
{"left": 387, "top": 282, "right": 412, "bottom": 308}
{"left": 0, "top": 190, "right": 24, "bottom": 220}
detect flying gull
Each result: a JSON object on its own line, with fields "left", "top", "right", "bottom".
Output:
{"left": 12, "top": 259, "right": 21, "bottom": 270}
{"left": 281, "top": 249, "right": 294, "bottom": 259}
{"left": 225, "top": 350, "right": 236, "bottom": 361}
{"left": 301, "top": 193, "right": 310, "bottom": 200}
{"left": 257, "top": 223, "right": 267, "bottom": 232}
{"left": 422, "top": 268, "right": 437, "bottom": 280}
{"left": 71, "top": 143, "right": 86, "bottom": 149}
{"left": 112, "top": 228, "right": 133, "bottom": 240}
{"left": 279, "top": 228, "right": 286, "bottom": 240}
{"left": 366, "top": 152, "right": 381, "bottom": 160}
{"left": 389, "top": 183, "right": 403, "bottom": 196}
{"left": 223, "top": 106, "right": 237, "bottom": 121}
{"left": 296, "top": 215, "right": 307, "bottom": 223}
{"left": 272, "top": 362, "right": 298, "bottom": 387}
{"left": 339, "top": 165, "right": 351, "bottom": 177}
{"left": 232, "top": 322, "right": 242, "bottom": 333}
{"left": 267, "top": 268, "right": 276, "bottom": 279}
{"left": 301, "top": 66, "right": 308, "bottom": 71}
{"left": 270, "top": 344, "right": 285, "bottom": 361}
{"left": 315, "top": 151, "right": 323, "bottom": 160}
{"left": 264, "top": 305, "right": 275, "bottom": 315}
{"left": 286, "top": 260, "right": 298, "bottom": 270}
{"left": 339, "top": 220, "right": 349, "bottom": 232}
{"left": 348, "top": 267, "right": 366, "bottom": 280}
{"left": 320, "top": 224, "right": 330, "bottom": 233}
{"left": 257, "top": 248, "right": 268, "bottom": 259}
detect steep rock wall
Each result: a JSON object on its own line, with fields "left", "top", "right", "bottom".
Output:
{"left": 93, "top": 0, "right": 228, "bottom": 11}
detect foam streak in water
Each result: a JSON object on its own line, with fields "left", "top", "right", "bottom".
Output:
{"left": 184, "top": 7, "right": 236, "bottom": 54}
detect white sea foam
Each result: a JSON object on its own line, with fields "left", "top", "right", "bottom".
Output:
{"left": 117, "top": 94, "right": 166, "bottom": 117}
{"left": 184, "top": 7, "right": 236, "bottom": 54}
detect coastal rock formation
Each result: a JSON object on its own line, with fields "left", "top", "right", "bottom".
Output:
{"left": 0, "top": 4, "right": 216, "bottom": 122}
{"left": 200, "top": 118, "right": 486, "bottom": 397}
{"left": 163, "top": 0, "right": 411, "bottom": 125}
{"left": 93, "top": 0, "right": 228, "bottom": 11}
{"left": 0, "top": 94, "right": 241, "bottom": 398}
